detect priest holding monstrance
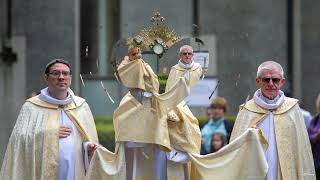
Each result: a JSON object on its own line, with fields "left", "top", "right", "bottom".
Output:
{"left": 85, "top": 34, "right": 190, "bottom": 180}
{"left": 115, "top": 43, "right": 192, "bottom": 179}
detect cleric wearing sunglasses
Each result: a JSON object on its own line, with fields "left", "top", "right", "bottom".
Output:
{"left": 230, "top": 61, "right": 315, "bottom": 180}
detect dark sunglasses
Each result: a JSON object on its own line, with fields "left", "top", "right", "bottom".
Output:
{"left": 182, "top": 52, "right": 193, "bottom": 55}
{"left": 261, "top": 77, "right": 281, "bottom": 84}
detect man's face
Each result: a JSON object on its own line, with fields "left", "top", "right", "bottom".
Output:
{"left": 256, "top": 68, "right": 285, "bottom": 100}
{"left": 45, "top": 63, "right": 72, "bottom": 93}
{"left": 210, "top": 107, "right": 225, "bottom": 121}
{"left": 128, "top": 48, "right": 141, "bottom": 61}
{"left": 179, "top": 47, "right": 193, "bottom": 64}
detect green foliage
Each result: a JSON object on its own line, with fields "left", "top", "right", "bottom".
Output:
{"left": 197, "top": 115, "right": 237, "bottom": 128}
{"left": 157, "top": 74, "right": 169, "bottom": 81}
{"left": 95, "top": 116, "right": 115, "bottom": 152}
{"left": 158, "top": 74, "right": 168, "bottom": 94}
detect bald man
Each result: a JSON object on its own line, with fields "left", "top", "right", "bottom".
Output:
{"left": 230, "top": 61, "right": 315, "bottom": 180}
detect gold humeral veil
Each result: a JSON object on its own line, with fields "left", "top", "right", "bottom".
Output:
{"left": 0, "top": 96, "right": 99, "bottom": 180}
{"left": 230, "top": 97, "right": 316, "bottom": 180}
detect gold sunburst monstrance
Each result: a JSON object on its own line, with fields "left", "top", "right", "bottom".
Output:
{"left": 127, "top": 11, "right": 180, "bottom": 57}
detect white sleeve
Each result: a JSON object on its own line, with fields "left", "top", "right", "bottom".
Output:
{"left": 126, "top": 142, "right": 146, "bottom": 148}
{"left": 166, "top": 148, "right": 190, "bottom": 164}
{"left": 82, "top": 141, "right": 91, "bottom": 171}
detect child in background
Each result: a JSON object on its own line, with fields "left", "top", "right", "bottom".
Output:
{"left": 210, "top": 132, "right": 226, "bottom": 153}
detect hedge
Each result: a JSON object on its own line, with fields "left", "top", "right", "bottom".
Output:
{"left": 95, "top": 116, "right": 115, "bottom": 151}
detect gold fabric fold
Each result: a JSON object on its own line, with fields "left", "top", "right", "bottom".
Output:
{"left": 86, "top": 143, "right": 188, "bottom": 180}
{"left": 189, "top": 128, "right": 268, "bottom": 180}
{"left": 85, "top": 144, "right": 127, "bottom": 180}
{"left": 117, "top": 56, "right": 159, "bottom": 93}
{"left": 86, "top": 129, "right": 268, "bottom": 180}
{"left": 230, "top": 97, "right": 316, "bottom": 180}
{"left": 0, "top": 96, "right": 99, "bottom": 180}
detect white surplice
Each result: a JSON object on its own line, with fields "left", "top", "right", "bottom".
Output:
{"left": 253, "top": 89, "right": 285, "bottom": 180}
{"left": 39, "top": 87, "right": 76, "bottom": 180}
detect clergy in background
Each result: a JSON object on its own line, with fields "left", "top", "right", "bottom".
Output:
{"left": 230, "top": 61, "right": 316, "bottom": 180}
{"left": 0, "top": 59, "right": 99, "bottom": 180}
{"left": 166, "top": 45, "right": 202, "bottom": 154}
{"left": 164, "top": 45, "right": 202, "bottom": 178}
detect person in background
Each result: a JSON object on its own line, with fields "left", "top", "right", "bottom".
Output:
{"left": 210, "top": 131, "right": 226, "bottom": 153}
{"left": 284, "top": 92, "right": 313, "bottom": 128}
{"left": 200, "top": 97, "right": 233, "bottom": 155}
{"left": 200, "top": 107, "right": 213, "bottom": 155}
{"left": 301, "top": 107, "right": 313, "bottom": 128}
{"left": 308, "top": 93, "right": 320, "bottom": 179}
{"left": 165, "top": 45, "right": 203, "bottom": 157}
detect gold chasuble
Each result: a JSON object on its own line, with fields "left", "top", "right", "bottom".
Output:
{"left": 165, "top": 63, "right": 203, "bottom": 154}
{"left": 230, "top": 97, "right": 316, "bottom": 180}
{"left": 0, "top": 96, "right": 99, "bottom": 180}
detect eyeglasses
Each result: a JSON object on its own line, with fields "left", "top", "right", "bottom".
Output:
{"left": 261, "top": 77, "right": 281, "bottom": 84}
{"left": 48, "top": 70, "right": 71, "bottom": 78}
{"left": 182, "top": 52, "right": 193, "bottom": 56}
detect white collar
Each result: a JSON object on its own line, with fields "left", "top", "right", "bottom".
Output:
{"left": 253, "top": 89, "right": 285, "bottom": 110}
{"left": 39, "top": 87, "right": 74, "bottom": 105}
{"left": 178, "top": 60, "right": 194, "bottom": 70}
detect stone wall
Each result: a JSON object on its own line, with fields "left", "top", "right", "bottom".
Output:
{"left": 11, "top": 0, "right": 80, "bottom": 95}
{"left": 199, "top": 0, "right": 288, "bottom": 114}
{"left": 301, "top": 0, "right": 320, "bottom": 113}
